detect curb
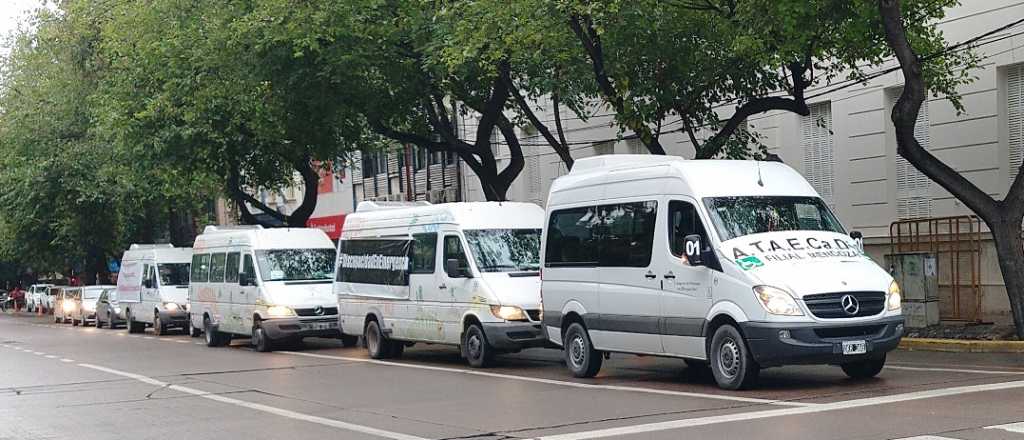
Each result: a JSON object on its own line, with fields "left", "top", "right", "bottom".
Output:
{"left": 899, "top": 337, "right": 1024, "bottom": 353}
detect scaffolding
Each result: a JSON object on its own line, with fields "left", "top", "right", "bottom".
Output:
{"left": 889, "top": 215, "right": 984, "bottom": 323}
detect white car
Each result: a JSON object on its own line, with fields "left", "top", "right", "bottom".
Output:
{"left": 336, "top": 201, "right": 546, "bottom": 367}
{"left": 27, "top": 284, "right": 53, "bottom": 312}
{"left": 540, "top": 155, "right": 904, "bottom": 390}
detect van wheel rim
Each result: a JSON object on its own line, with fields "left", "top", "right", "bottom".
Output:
{"left": 467, "top": 333, "right": 482, "bottom": 360}
{"left": 367, "top": 326, "right": 379, "bottom": 353}
{"left": 569, "top": 334, "right": 586, "bottom": 368}
{"left": 718, "top": 338, "right": 741, "bottom": 379}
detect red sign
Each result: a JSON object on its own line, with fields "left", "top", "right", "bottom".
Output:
{"left": 315, "top": 161, "right": 334, "bottom": 194}
{"left": 307, "top": 215, "right": 346, "bottom": 240}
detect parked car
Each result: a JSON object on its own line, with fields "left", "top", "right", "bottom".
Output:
{"left": 45, "top": 286, "right": 62, "bottom": 312}
{"left": 71, "top": 285, "right": 112, "bottom": 326}
{"left": 117, "top": 244, "right": 193, "bottom": 335}
{"left": 188, "top": 225, "right": 339, "bottom": 351}
{"left": 336, "top": 201, "right": 546, "bottom": 367}
{"left": 94, "top": 288, "right": 124, "bottom": 329}
{"left": 54, "top": 287, "right": 80, "bottom": 324}
{"left": 540, "top": 155, "right": 904, "bottom": 390}
{"left": 27, "top": 284, "right": 54, "bottom": 313}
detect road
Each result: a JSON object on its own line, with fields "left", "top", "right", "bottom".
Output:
{"left": 2, "top": 312, "right": 1024, "bottom": 440}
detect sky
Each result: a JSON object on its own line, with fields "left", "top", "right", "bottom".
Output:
{"left": 0, "top": 0, "right": 45, "bottom": 55}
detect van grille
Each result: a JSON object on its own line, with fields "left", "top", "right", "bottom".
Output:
{"left": 802, "top": 291, "right": 885, "bottom": 318}
{"left": 294, "top": 307, "right": 338, "bottom": 317}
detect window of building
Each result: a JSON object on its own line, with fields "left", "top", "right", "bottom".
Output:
{"left": 1009, "top": 64, "right": 1024, "bottom": 187}
{"left": 890, "top": 87, "right": 933, "bottom": 219}
{"left": 209, "top": 253, "right": 227, "bottom": 283}
{"left": 593, "top": 141, "right": 614, "bottom": 156}
{"left": 445, "top": 151, "right": 457, "bottom": 166}
{"left": 801, "top": 102, "right": 835, "bottom": 207}
{"left": 410, "top": 233, "right": 437, "bottom": 274}
{"left": 627, "top": 138, "right": 645, "bottom": 155}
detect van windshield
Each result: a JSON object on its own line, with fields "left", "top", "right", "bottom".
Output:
{"left": 704, "top": 196, "right": 845, "bottom": 241}
{"left": 159, "top": 263, "right": 190, "bottom": 286}
{"left": 256, "top": 249, "right": 336, "bottom": 282}
{"left": 464, "top": 229, "right": 541, "bottom": 272}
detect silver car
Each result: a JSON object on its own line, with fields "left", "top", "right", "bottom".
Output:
{"left": 71, "top": 286, "right": 111, "bottom": 326}
{"left": 94, "top": 289, "right": 123, "bottom": 329}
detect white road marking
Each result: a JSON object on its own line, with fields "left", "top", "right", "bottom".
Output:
{"left": 175, "top": 340, "right": 189, "bottom": 344}
{"left": 78, "top": 363, "right": 427, "bottom": 440}
{"left": 986, "top": 421, "right": 1024, "bottom": 433}
{"left": 888, "top": 365, "right": 1024, "bottom": 376}
{"left": 117, "top": 333, "right": 126, "bottom": 336}
{"left": 143, "top": 336, "right": 155, "bottom": 340}
{"left": 194, "top": 342, "right": 204, "bottom": 345}
{"left": 280, "top": 351, "right": 813, "bottom": 407}
{"left": 44, "top": 355, "right": 57, "bottom": 359}
{"left": 891, "top": 436, "right": 960, "bottom": 440}
{"left": 60, "top": 359, "right": 74, "bottom": 363}
{"left": 32, "top": 351, "right": 44, "bottom": 355}
{"left": 532, "top": 379, "right": 1024, "bottom": 439}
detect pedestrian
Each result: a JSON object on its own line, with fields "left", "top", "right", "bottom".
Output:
{"left": 10, "top": 285, "right": 25, "bottom": 313}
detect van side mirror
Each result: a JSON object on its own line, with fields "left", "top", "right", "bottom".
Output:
{"left": 684, "top": 234, "right": 703, "bottom": 266}
{"left": 142, "top": 279, "right": 153, "bottom": 289}
{"left": 850, "top": 231, "right": 864, "bottom": 252}
{"left": 445, "top": 258, "right": 471, "bottom": 278}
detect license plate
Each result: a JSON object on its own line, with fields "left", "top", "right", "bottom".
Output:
{"left": 842, "top": 340, "right": 867, "bottom": 355}
{"left": 303, "top": 322, "right": 337, "bottom": 331}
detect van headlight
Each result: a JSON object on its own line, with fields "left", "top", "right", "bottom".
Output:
{"left": 267, "top": 305, "right": 296, "bottom": 318}
{"left": 163, "top": 302, "right": 179, "bottom": 311}
{"left": 887, "top": 280, "right": 902, "bottom": 311}
{"left": 490, "top": 305, "right": 527, "bottom": 321}
{"left": 753, "top": 286, "right": 804, "bottom": 316}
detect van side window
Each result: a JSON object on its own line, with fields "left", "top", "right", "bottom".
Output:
{"left": 669, "top": 201, "right": 711, "bottom": 257}
{"left": 224, "top": 253, "right": 241, "bottom": 283}
{"left": 209, "top": 253, "right": 227, "bottom": 283}
{"left": 545, "top": 207, "right": 599, "bottom": 266}
{"left": 598, "top": 201, "right": 658, "bottom": 267}
{"left": 241, "top": 254, "right": 256, "bottom": 282}
{"left": 410, "top": 233, "right": 437, "bottom": 274}
{"left": 191, "top": 254, "right": 211, "bottom": 283}
{"left": 443, "top": 235, "right": 470, "bottom": 276}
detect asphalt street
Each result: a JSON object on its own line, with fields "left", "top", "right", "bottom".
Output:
{"left": 2, "top": 312, "right": 1024, "bottom": 440}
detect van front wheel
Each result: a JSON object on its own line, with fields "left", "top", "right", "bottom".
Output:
{"left": 564, "top": 322, "right": 602, "bottom": 378}
{"left": 841, "top": 355, "right": 886, "bottom": 379}
{"left": 252, "top": 321, "right": 273, "bottom": 352}
{"left": 710, "top": 324, "right": 760, "bottom": 390}
{"left": 463, "top": 324, "right": 494, "bottom": 368}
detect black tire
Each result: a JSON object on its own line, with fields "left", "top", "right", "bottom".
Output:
{"left": 127, "top": 310, "right": 144, "bottom": 334}
{"left": 462, "top": 324, "right": 494, "bottom": 368}
{"left": 72, "top": 318, "right": 80, "bottom": 327}
{"left": 190, "top": 323, "right": 202, "bottom": 338}
{"left": 709, "top": 324, "right": 760, "bottom": 390}
{"left": 204, "top": 316, "right": 229, "bottom": 347}
{"left": 95, "top": 315, "right": 103, "bottom": 328}
{"left": 364, "top": 320, "right": 390, "bottom": 359}
{"left": 340, "top": 334, "right": 359, "bottom": 348}
{"left": 55, "top": 315, "right": 62, "bottom": 324}
{"left": 106, "top": 314, "right": 117, "bottom": 329}
{"left": 153, "top": 314, "right": 166, "bottom": 336}
{"left": 841, "top": 355, "right": 886, "bottom": 379}
{"left": 563, "top": 322, "right": 602, "bottom": 378}
{"left": 252, "top": 321, "right": 273, "bottom": 352}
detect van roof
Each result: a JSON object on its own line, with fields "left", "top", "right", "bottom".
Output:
{"left": 121, "top": 243, "right": 193, "bottom": 264}
{"left": 550, "top": 155, "right": 819, "bottom": 203}
{"left": 193, "top": 226, "right": 334, "bottom": 251}
{"left": 343, "top": 202, "right": 544, "bottom": 237}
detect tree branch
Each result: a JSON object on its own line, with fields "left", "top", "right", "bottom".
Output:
{"left": 226, "top": 167, "right": 286, "bottom": 226}
{"left": 502, "top": 69, "right": 575, "bottom": 169}
{"left": 286, "top": 156, "right": 319, "bottom": 227}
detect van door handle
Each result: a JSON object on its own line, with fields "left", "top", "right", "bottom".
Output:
{"left": 663, "top": 272, "right": 676, "bottom": 279}
{"left": 439, "top": 284, "right": 447, "bottom": 289}
{"left": 644, "top": 271, "right": 657, "bottom": 279}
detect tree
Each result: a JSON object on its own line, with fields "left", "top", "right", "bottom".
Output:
{"left": 879, "top": 0, "right": 1024, "bottom": 337}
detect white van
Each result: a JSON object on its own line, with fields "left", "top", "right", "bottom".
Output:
{"left": 541, "top": 156, "right": 904, "bottom": 389}
{"left": 117, "top": 244, "right": 193, "bottom": 335}
{"left": 188, "top": 226, "right": 342, "bottom": 352}
{"left": 336, "top": 201, "right": 546, "bottom": 367}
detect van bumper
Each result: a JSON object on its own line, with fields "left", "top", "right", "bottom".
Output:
{"left": 739, "top": 316, "right": 904, "bottom": 367}
{"left": 261, "top": 317, "right": 342, "bottom": 340}
{"left": 157, "top": 309, "right": 190, "bottom": 327}
{"left": 482, "top": 322, "right": 548, "bottom": 351}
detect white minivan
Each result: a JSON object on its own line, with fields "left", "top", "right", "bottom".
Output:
{"left": 336, "top": 201, "right": 546, "bottom": 367}
{"left": 541, "top": 156, "right": 904, "bottom": 389}
{"left": 188, "top": 226, "right": 343, "bottom": 352}
{"left": 117, "top": 244, "right": 193, "bottom": 335}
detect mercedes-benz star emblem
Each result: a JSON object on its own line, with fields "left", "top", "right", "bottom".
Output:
{"left": 840, "top": 294, "right": 860, "bottom": 316}
{"left": 313, "top": 306, "right": 324, "bottom": 316}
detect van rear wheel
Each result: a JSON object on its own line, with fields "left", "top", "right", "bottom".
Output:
{"left": 204, "top": 317, "right": 229, "bottom": 347}
{"left": 364, "top": 320, "right": 392, "bottom": 359}
{"left": 563, "top": 322, "right": 602, "bottom": 378}
{"left": 127, "top": 310, "right": 145, "bottom": 334}
{"left": 709, "top": 324, "right": 760, "bottom": 390}
{"left": 841, "top": 355, "right": 886, "bottom": 379}
{"left": 463, "top": 324, "right": 494, "bottom": 368}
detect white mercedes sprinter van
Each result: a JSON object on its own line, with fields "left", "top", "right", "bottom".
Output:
{"left": 541, "top": 156, "right": 904, "bottom": 389}
{"left": 117, "top": 244, "right": 193, "bottom": 335}
{"left": 189, "top": 226, "right": 342, "bottom": 352}
{"left": 335, "top": 201, "right": 546, "bottom": 367}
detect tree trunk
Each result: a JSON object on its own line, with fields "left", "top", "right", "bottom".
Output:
{"left": 168, "top": 208, "right": 196, "bottom": 247}
{"left": 990, "top": 221, "right": 1024, "bottom": 338}
{"left": 286, "top": 157, "right": 320, "bottom": 228}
